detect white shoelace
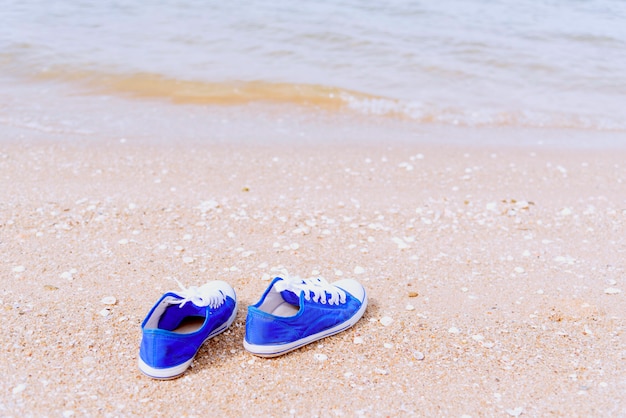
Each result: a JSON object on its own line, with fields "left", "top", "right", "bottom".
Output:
{"left": 274, "top": 276, "right": 346, "bottom": 305}
{"left": 170, "top": 278, "right": 226, "bottom": 309}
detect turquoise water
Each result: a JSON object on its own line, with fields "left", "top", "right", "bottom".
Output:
{"left": 2, "top": 0, "right": 626, "bottom": 138}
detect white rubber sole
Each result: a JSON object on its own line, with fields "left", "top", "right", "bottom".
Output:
{"left": 138, "top": 302, "right": 238, "bottom": 379}
{"left": 243, "top": 294, "right": 368, "bottom": 357}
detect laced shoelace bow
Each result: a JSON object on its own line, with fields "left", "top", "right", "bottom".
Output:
{"left": 275, "top": 276, "right": 346, "bottom": 305}
{"left": 169, "top": 278, "right": 226, "bottom": 309}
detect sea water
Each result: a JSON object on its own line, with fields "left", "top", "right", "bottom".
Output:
{"left": 2, "top": 0, "right": 626, "bottom": 144}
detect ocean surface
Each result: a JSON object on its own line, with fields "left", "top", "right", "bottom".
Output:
{"left": 2, "top": 0, "right": 626, "bottom": 145}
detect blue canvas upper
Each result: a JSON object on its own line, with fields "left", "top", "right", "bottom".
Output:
{"left": 244, "top": 276, "right": 366, "bottom": 349}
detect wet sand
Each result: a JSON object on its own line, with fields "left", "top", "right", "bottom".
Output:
{"left": 1, "top": 137, "right": 625, "bottom": 417}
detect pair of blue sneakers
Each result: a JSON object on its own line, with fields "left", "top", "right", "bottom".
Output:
{"left": 138, "top": 276, "right": 368, "bottom": 379}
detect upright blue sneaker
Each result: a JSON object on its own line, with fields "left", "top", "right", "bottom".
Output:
{"left": 138, "top": 280, "right": 237, "bottom": 379}
{"left": 243, "top": 276, "right": 367, "bottom": 357}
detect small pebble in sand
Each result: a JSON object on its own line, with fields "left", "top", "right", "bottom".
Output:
{"left": 604, "top": 287, "right": 621, "bottom": 295}
{"left": 314, "top": 353, "right": 328, "bottom": 362}
{"left": 408, "top": 291, "right": 418, "bottom": 297}
{"left": 118, "top": 239, "right": 129, "bottom": 245}
{"left": 44, "top": 285, "right": 59, "bottom": 291}
{"left": 101, "top": 296, "right": 117, "bottom": 305}
{"left": 13, "top": 265, "right": 25, "bottom": 273}
{"left": 413, "top": 351, "right": 425, "bottom": 361}
{"left": 405, "top": 304, "right": 415, "bottom": 311}
{"left": 182, "top": 257, "right": 195, "bottom": 264}
{"left": 354, "top": 266, "right": 365, "bottom": 274}
{"left": 448, "top": 327, "right": 461, "bottom": 334}
{"left": 384, "top": 343, "right": 393, "bottom": 349}
{"left": 99, "top": 308, "right": 111, "bottom": 317}
{"left": 353, "top": 337, "right": 364, "bottom": 344}
{"left": 380, "top": 316, "right": 393, "bottom": 326}
{"left": 514, "top": 267, "right": 525, "bottom": 274}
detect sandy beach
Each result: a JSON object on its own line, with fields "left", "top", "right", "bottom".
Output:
{"left": 1, "top": 134, "right": 625, "bottom": 417}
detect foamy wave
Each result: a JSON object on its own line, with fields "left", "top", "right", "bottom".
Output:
{"left": 340, "top": 93, "right": 626, "bottom": 131}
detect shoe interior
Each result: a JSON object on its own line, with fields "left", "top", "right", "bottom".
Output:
{"left": 271, "top": 303, "right": 299, "bottom": 317}
{"left": 171, "top": 316, "right": 206, "bottom": 334}
{"left": 259, "top": 288, "right": 299, "bottom": 317}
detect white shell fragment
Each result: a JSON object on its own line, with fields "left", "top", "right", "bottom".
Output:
{"left": 380, "top": 316, "right": 393, "bottom": 326}
{"left": 506, "top": 407, "right": 524, "bottom": 417}
{"left": 392, "top": 237, "right": 409, "bottom": 250}
{"left": 604, "top": 287, "right": 621, "bottom": 295}
{"left": 314, "top": 353, "right": 328, "bottom": 362}
{"left": 12, "top": 383, "right": 27, "bottom": 394}
{"left": 101, "top": 296, "right": 117, "bottom": 305}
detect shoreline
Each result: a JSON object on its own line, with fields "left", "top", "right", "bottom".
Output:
{"left": 2, "top": 138, "right": 625, "bottom": 416}
{"left": 2, "top": 75, "right": 626, "bottom": 151}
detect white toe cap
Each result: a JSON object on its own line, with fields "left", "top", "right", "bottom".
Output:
{"left": 212, "top": 280, "right": 237, "bottom": 301}
{"left": 333, "top": 279, "right": 366, "bottom": 303}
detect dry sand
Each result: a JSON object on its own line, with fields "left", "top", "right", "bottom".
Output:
{"left": 1, "top": 137, "right": 625, "bottom": 417}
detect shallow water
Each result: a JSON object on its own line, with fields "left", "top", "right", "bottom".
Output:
{"left": 2, "top": 0, "right": 626, "bottom": 140}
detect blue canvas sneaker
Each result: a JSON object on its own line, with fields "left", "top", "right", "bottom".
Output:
{"left": 138, "top": 280, "right": 237, "bottom": 379}
{"left": 243, "top": 276, "right": 367, "bottom": 357}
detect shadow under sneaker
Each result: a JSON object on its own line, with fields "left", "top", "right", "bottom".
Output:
{"left": 138, "top": 280, "right": 237, "bottom": 379}
{"left": 243, "top": 276, "right": 367, "bottom": 357}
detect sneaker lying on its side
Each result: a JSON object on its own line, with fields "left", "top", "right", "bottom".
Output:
{"left": 138, "top": 280, "right": 237, "bottom": 379}
{"left": 243, "top": 276, "right": 367, "bottom": 357}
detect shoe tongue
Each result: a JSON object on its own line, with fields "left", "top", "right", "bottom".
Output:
{"left": 158, "top": 298, "right": 205, "bottom": 331}
{"left": 279, "top": 289, "right": 301, "bottom": 306}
